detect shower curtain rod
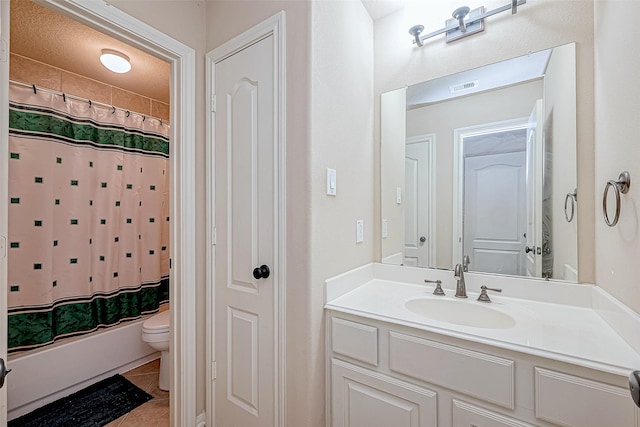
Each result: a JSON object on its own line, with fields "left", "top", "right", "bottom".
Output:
{"left": 9, "top": 79, "right": 169, "bottom": 127}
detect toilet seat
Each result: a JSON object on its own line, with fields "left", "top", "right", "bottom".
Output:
{"left": 142, "top": 310, "right": 170, "bottom": 334}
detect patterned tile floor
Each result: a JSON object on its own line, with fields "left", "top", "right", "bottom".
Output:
{"left": 104, "top": 359, "right": 169, "bottom": 427}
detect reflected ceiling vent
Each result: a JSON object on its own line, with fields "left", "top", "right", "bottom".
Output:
{"left": 450, "top": 80, "right": 479, "bottom": 94}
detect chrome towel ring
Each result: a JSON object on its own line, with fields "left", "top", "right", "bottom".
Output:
{"left": 564, "top": 188, "right": 577, "bottom": 223}
{"left": 602, "top": 171, "right": 631, "bottom": 227}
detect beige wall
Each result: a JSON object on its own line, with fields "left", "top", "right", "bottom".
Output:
{"left": 380, "top": 88, "right": 406, "bottom": 262}
{"left": 406, "top": 81, "right": 543, "bottom": 269}
{"left": 309, "top": 1, "right": 374, "bottom": 424}
{"left": 106, "top": 0, "right": 208, "bottom": 415}
{"left": 544, "top": 43, "right": 578, "bottom": 280}
{"left": 594, "top": 1, "right": 640, "bottom": 313}
{"left": 9, "top": 53, "right": 170, "bottom": 122}
{"left": 312, "top": 1, "right": 375, "bottom": 419}
{"left": 374, "top": 0, "right": 595, "bottom": 283}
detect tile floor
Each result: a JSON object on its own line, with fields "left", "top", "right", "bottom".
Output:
{"left": 104, "top": 359, "right": 169, "bottom": 427}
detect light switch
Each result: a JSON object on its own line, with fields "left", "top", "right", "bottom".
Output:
{"left": 356, "top": 220, "right": 364, "bottom": 243}
{"left": 382, "top": 219, "right": 388, "bottom": 239}
{"left": 0, "top": 39, "right": 7, "bottom": 63}
{"left": 396, "top": 187, "right": 402, "bottom": 204}
{"left": 326, "top": 168, "right": 337, "bottom": 196}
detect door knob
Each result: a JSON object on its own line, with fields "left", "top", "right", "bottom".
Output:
{"left": 0, "top": 358, "right": 11, "bottom": 389}
{"left": 419, "top": 236, "right": 426, "bottom": 243}
{"left": 630, "top": 371, "right": 640, "bottom": 408}
{"left": 525, "top": 246, "right": 535, "bottom": 253}
{"left": 253, "top": 264, "right": 270, "bottom": 280}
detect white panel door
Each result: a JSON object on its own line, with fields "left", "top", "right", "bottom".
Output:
{"left": 214, "top": 35, "right": 275, "bottom": 427}
{"left": 0, "top": 0, "right": 9, "bottom": 423}
{"left": 464, "top": 152, "right": 526, "bottom": 276}
{"left": 404, "top": 139, "right": 433, "bottom": 267}
{"left": 525, "top": 100, "right": 544, "bottom": 278}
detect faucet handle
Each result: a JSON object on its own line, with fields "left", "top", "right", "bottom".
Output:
{"left": 425, "top": 279, "right": 444, "bottom": 296}
{"left": 477, "top": 285, "right": 502, "bottom": 303}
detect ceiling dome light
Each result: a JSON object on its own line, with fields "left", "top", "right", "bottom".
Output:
{"left": 100, "top": 49, "right": 131, "bottom": 73}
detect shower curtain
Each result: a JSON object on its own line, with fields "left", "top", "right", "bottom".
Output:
{"left": 7, "top": 83, "right": 170, "bottom": 352}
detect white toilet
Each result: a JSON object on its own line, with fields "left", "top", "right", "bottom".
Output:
{"left": 141, "top": 310, "right": 170, "bottom": 391}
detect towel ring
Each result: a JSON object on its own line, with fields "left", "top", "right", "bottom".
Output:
{"left": 603, "top": 171, "right": 631, "bottom": 227}
{"left": 564, "top": 188, "right": 577, "bottom": 223}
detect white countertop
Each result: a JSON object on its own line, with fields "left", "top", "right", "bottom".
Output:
{"left": 325, "top": 264, "right": 640, "bottom": 377}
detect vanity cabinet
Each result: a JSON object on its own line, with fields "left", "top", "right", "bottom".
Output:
{"left": 326, "top": 313, "right": 638, "bottom": 427}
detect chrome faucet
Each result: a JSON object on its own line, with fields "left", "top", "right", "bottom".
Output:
{"left": 454, "top": 263, "right": 467, "bottom": 298}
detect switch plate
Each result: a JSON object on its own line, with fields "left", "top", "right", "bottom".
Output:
{"left": 356, "top": 220, "right": 364, "bottom": 243}
{"left": 382, "top": 219, "right": 388, "bottom": 239}
{"left": 0, "top": 39, "right": 7, "bottom": 63}
{"left": 326, "top": 168, "right": 337, "bottom": 196}
{"left": 396, "top": 187, "right": 402, "bottom": 204}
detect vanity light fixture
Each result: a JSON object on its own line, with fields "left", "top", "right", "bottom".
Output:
{"left": 99, "top": 49, "right": 131, "bottom": 73}
{"left": 409, "top": 0, "right": 527, "bottom": 47}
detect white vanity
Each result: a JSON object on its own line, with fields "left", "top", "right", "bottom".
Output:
{"left": 325, "top": 263, "right": 640, "bottom": 426}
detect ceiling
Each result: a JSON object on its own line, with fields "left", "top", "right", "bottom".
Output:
{"left": 10, "top": 0, "right": 170, "bottom": 103}
{"left": 361, "top": 0, "right": 404, "bottom": 21}
{"left": 407, "top": 48, "right": 551, "bottom": 108}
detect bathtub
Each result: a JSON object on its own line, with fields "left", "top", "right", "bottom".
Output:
{"left": 7, "top": 316, "right": 159, "bottom": 420}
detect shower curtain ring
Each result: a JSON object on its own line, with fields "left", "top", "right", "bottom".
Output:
{"left": 111, "top": 106, "right": 116, "bottom": 114}
{"left": 62, "top": 93, "right": 66, "bottom": 103}
{"left": 142, "top": 115, "right": 146, "bottom": 122}
{"left": 126, "top": 110, "right": 130, "bottom": 117}
{"left": 88, "top": 99, "right": 92, "bottom": 108}
{"left": 32, "top": 84, "right": 37, "bottom": 94}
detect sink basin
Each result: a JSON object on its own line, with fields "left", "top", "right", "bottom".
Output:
{"left": 404, "top": 298, "right": 516, "bottom": 329}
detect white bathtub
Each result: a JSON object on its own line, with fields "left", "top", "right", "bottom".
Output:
{"left": 7, "top": 316, "right": 159, "bottom": 420}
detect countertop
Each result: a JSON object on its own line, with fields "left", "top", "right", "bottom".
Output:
{"left": 325, "top": 264, "right": 640, "bottom": 377}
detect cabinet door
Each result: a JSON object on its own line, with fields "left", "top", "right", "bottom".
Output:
{"left": 452, "top": 400, "right": 535, "bottom": 427}
{"left": 331, "top": 359, "right": 437, "bottom": 427}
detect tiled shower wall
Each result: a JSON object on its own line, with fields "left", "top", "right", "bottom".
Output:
{"left": 9, "top": 53, "right": 170, "bottom": 122}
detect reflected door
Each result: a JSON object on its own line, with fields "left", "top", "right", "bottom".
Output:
{"left": 214, "top": 35, "right": 276, "bottom": 427}
{"left": 464, "top": 152, "right": 526, "bottom": 275}
{"left": 404, "top": 138, "right": 433, "bottom": 267}
{"left": 525, "top": 100, "right": 544, "bottom": 278}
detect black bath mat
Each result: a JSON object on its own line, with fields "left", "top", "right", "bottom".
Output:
{"left": 8, "top": 374, "right": 153, "bottom": 427}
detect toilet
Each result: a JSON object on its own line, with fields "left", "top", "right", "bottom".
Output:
{"left": 141, "top": 310, "right": 170, "bottom": 391}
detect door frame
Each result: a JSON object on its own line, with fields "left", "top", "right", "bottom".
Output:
{"left": 0, "top": 1, "right": 9, "bottom": 424}
{"left": 1, "top": 1, "right": 197, "bottom": 424}
{"left": 452, "top": 117, "right": 527, "bottom": 267}
{"left": 405, "top": 134, "right": 436, "bottom": 267}
{"left": 205, "top": 11, "right": 287, "bottom": 427}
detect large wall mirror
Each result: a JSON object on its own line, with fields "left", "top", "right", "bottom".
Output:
{"left": 381, "top": 42, "right": 578, "bottom": 281}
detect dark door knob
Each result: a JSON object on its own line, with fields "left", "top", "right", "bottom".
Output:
{"left": 253, "top": 265, "right": 270, "bottom": 280}
{"left": 525, "top": 246, "right": 534, "bottom": 253}
{"left": 0, "top": 358, "right": 11, "bottom": 389}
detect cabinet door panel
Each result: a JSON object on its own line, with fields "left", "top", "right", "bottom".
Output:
{"left": 389, "top": 331, "right": 515, "bottom": 409}
{"left": 332, "top": 317, "right": 378, "bottom": 366}
{"left": 331, "top": 359, "right": 437, "bottom": 427}
{"left": 453, "top": 399, "right": 535, "bottom": 427}
{"left": 535, "top": 368, "right": 639, "bottom": 427}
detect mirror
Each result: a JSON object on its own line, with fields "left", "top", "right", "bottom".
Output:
{"left": 381, "top": 43, "right": 578, "bottom": 281}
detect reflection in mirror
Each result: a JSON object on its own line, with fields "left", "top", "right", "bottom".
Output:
{"left": 381, "top": 43, "right": 578, "bottom": 281}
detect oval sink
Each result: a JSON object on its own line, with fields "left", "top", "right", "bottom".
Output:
{"left": 404, "top": 298, "right": 516, "bottom": 329}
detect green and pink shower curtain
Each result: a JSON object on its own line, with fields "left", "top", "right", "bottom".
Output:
{"left": 7, "top": 83, "right": 170, "bottom": 352}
